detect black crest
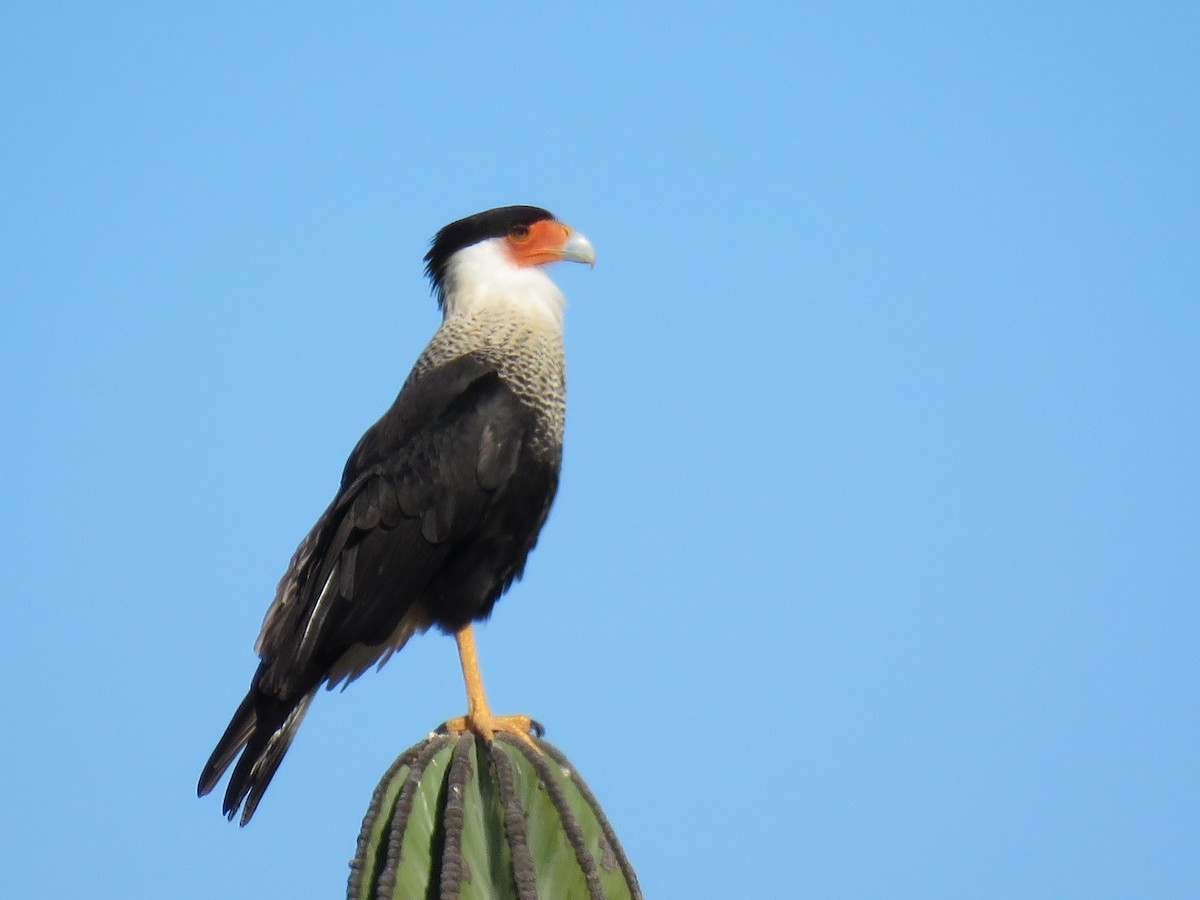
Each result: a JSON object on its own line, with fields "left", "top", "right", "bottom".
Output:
{"left": 423, "top": 206, "right": 556, "bottom": 304}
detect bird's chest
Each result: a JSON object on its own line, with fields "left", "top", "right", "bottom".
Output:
{"left": 423, "top": 315, "right": 566, "bottom": 451}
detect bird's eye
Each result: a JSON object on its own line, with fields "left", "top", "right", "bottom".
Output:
{"left": 509, "top": 224, "right": 531, "bottom": 241}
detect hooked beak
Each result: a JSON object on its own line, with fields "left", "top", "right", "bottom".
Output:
{"left": 557, "top": 230, "right": 596, "bottom": 267}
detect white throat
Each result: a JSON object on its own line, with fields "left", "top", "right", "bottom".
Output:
{"left": 440, "top": 239, "right": 566, "bottom": 329}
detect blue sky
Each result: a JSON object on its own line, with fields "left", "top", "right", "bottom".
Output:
{"left": 2, "top": 3, "right": 1197, "bottom": 897}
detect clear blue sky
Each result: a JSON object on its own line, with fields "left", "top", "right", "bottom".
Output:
{"left": 2, "top": 3, "right": 1197, "bottom": 897}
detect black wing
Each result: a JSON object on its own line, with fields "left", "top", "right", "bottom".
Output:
{"left": 199, "top": 353, "right": 560, "bottom": 823}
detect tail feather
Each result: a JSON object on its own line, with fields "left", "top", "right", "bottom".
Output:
{"left": 197, "top": 693, "right": 255, "bottom": 798}
{"left": 198, "top": 688, "right": 316, "bottom": 826}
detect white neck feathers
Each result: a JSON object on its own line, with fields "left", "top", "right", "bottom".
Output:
{"left": 439, "top": 239, "right": 566, "bottom": 329}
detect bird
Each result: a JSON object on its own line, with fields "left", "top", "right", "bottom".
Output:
{"left": 198, "top": 205, "right": 594, "bottom": 825}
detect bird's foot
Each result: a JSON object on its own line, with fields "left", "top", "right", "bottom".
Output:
{"left": 438, "top": 712, "right": 545, "bottom": 754}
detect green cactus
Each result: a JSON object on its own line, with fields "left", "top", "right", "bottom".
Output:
{"left": 349, "top": 733, "right": 641, "bottom": 900}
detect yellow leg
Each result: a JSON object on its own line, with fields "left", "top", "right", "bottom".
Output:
{"left": 440, "top": 624, "right": 542, "bottom": 753}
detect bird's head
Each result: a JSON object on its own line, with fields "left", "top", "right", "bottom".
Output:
{"left": 424, "top": 206, "right": 595, "bottom": 320}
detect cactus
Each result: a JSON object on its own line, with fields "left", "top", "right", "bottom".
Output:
{"left": 349, "top": 732, "right": 642, "bottom": 900}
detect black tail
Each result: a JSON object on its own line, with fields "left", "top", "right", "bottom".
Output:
{"left": 197, "top": 687, "right": 315, "bottom": 825}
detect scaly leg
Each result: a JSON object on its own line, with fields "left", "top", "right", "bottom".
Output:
{"left": 440, "top": 623, "right": 541, "bottom": 753}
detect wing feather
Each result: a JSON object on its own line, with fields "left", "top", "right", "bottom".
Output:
{"left": 203, "top": 353, "right": 560, "bottom": 823}
{"left": 257, "top": 355, "right": 542, "bottom": 687}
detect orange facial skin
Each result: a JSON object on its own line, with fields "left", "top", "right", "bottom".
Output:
{"left": 505, "top": 219, "right": 575, "bottom": 267}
